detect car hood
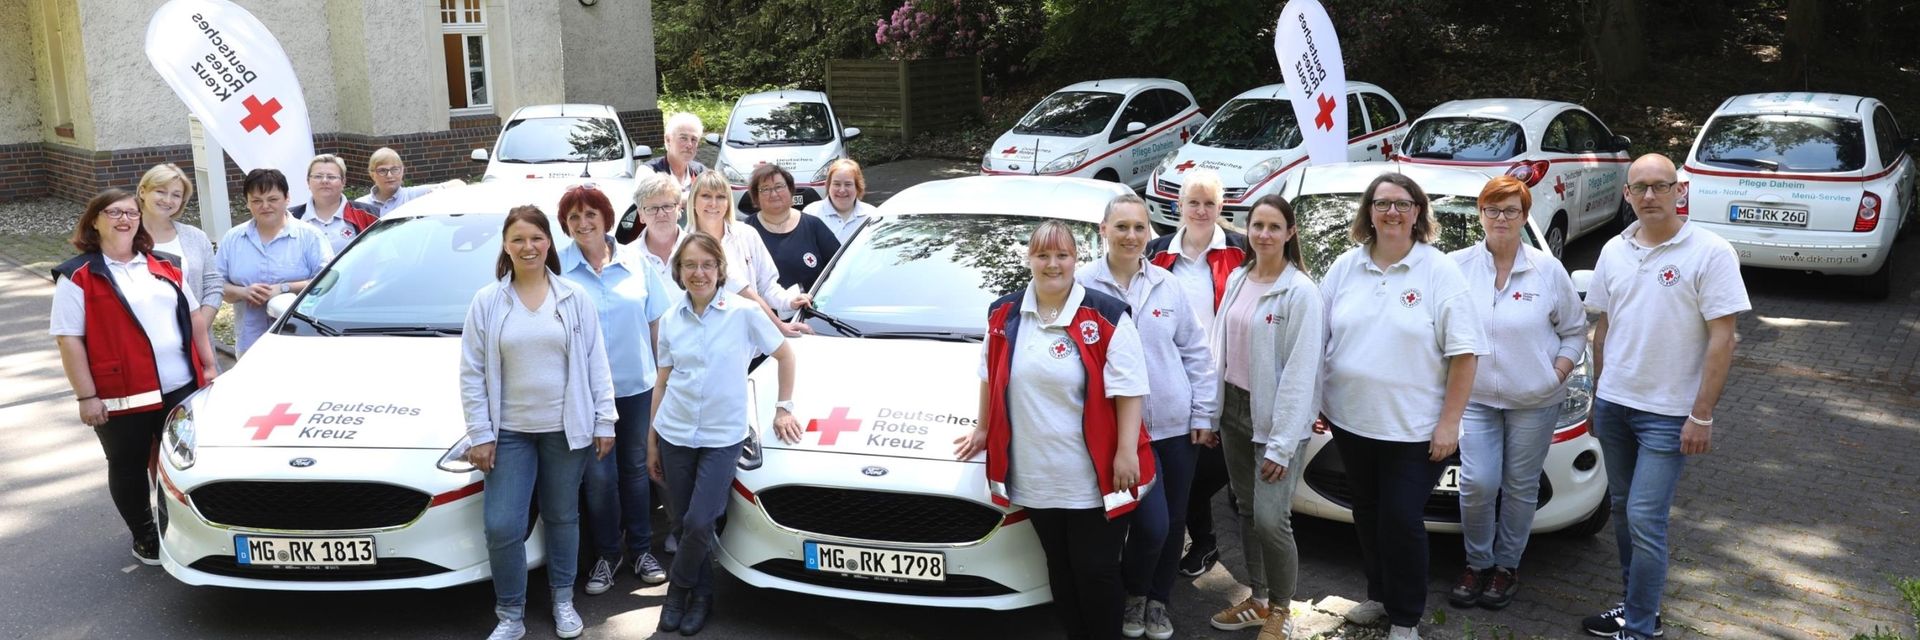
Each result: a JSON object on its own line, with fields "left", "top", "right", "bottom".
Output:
{"left": 985, "top": 132, "right": 1094, "bottom": 174}
{"left": 485, "top": 158, "right": 634, "bottom": 181}
{"left": 717, "top": 143, "right": 841, "bottom": 183}
{"left": 754, "top": 335, "right": 983, "bottom": 464}
{"left": 1154, "top": 144, "right": 1305, "bottom": 193}
{"left": 193, "top": 334, "right": 463, "bottom": 450}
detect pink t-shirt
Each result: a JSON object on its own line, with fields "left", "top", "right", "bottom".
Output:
{"left": 1220, "top": 274, "right": 1270, "bottom": 389}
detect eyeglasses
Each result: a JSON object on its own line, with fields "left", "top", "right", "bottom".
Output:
{"left": 642, "top": 204, "right": 679, "bottom": 216}
{"left": 101, "top": 208, "right": 141, "bottom": 220}
{"left": 373, "top": 166, "right": 404, "bottom": 176}
{"left": 1626, "top": 182, "right": 1677, "bottom": 196}
{"left": 309, "top": 174, "right": 343, "bottom": 183}
{"left": 757, "top": 184, "right": 790, "bottom": 195}
{"left": 1370, "top": 199, "right": 1418, "bottom": 213}
{"left": 1480, "top": 206, "right": 1525, "bottom": 220}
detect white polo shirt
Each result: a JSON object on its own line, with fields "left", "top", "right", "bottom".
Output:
{"left": 654, "top": 291, "right": 787, "bottom": 448}
{"left": 1321, "top": 243, "right": 1484, "bottom": 442}
{"left": 51, "top": 253, "right": 200, "bottom": 392}
{"left": 1585, "top": 221, "right": 1750, "bottom": 416}
{"left": 1168, "top": 225, "right": 1228, "bottom": 334}
{"left": 300, "top": 199, "right": 357, "bottom": 254}
{"left": 977, "top": 284, "right": 1150, "bottom": 509}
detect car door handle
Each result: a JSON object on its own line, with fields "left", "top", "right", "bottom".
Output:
{"left": 1366, "top": 145, "right": 1379, "bottom": 151}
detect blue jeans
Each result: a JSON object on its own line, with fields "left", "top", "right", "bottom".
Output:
{"left": 1122, "top": 436, "right": 1193, "bottom": 602}
{"left": 1592, "top": 397, "right": 1688, "bottom": 640}
{"left": 584, "top": 391, "right": 655, "bottom": 559}
{"left": 1458, "top": 401, "right": 1559, "bottom": 571}
{"left": 658, "top": 437, "right": 745, "bottom": 597}
{"left": 483, "top": 430, "right": 592, "bottom": 619}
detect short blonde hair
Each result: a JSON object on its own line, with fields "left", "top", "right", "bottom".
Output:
{"left": 686, "top": 170, "right": 736, "bottom": 234}
{"left": 136, "top": 163, "right": 194, "bottom": 219}
{"left": 307, "top": 154, "right": 347, "bottom": 179}
{"left": 1027, "top": 220, "right": 1079, "bottom": 258}
{"left": 1179, "top": 169, "right": 1235, "bottom": 231}
{"left": 824, "top": 159, "right": 866, "bottom": 201}
{"left": 367, "top": 147, "right": 402, "bottom": 172}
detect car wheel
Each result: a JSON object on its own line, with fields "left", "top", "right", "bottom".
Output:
{"left": 1095, "top": 169, "right": 1120, "bottom": 183}
{"left": 1558, "top": 492, "right": 1611, "bottom": 538}
{"left": 1547, "top": 214, "right": 1569, "bottom": 258}
{"left": 1858, "top": 257, "right": 1893, "bottom": 300}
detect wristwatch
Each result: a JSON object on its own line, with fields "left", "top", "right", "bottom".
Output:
{"left": 277, "top": 283, "right": 291, "bottom": 295}
{"left": 774, "top": 400, "right": 795, "bottom": 414}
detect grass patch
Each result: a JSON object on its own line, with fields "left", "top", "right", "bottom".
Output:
{"left": 659, "top": 92, "right": 735, "bottom": 135}
{"left": 1851, "top": 576, "right": 1920, "bottom": 640}
{"left": 0, "top": 233, "right": 77, "bottom": 277}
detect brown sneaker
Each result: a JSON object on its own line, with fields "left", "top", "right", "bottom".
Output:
{"left": 1256, "top": 608, "right": 1294, "bottom": 640}
{"left": 1209, "top": 597, "right": 1271, "bottom": 631}
{"left": 1478, "top": 566, "right": 1518, "bottom": 609}
{"left": 1447, "top": 566, "right": 1486, "bottom": 608}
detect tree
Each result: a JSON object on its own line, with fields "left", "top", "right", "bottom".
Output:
{"left": 1781, "top": 0, "right": 1823, "bottom": 85}
{"left": 1578, "top": 0, "right": 1647, "bottom": 91}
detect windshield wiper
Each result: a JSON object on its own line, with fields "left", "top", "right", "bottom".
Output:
{"left": 864, "top": 331, "right": 983, "bottom": 343}
{"left": 283, "top": 310, "right": 340, "bottom": 337}
{"left": 339, "top": 326, "right": 462, "bottom": 336}
{"left": 1714, "top": 157, "right": 1781, "bottom": 171}
{"left": 1410, "top": 150, "right": 1455, "bottom": 160}
{"left": 726, "top": 139, "right": 760, "bottom": 147}
{"left": 801, "top": 308, "right": 862, "bottom": 338}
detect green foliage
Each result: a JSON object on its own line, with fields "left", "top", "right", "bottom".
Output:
{"left": 657, "top": 90, "right": 735, "bottom": 134}
{"left": 1850, "top": 576, "right": 1920, "bottom": 640}
{"left": 1028, "top": 0, "right": 1277, "bottom": 106}
{"left": 652, "top": 0, "right": 895, "bottom": 93}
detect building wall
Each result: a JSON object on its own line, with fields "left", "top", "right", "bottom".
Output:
{"left": 0, "top": 0, "right": 41, "bottom": 146}
{"left": 561, "top": 0, "right": 656, "bottom": 114}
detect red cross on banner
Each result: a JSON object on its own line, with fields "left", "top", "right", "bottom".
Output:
{"left": 1313, "top": 94, "right": 1337, "bottom": 131}
{"left": 240, "top": 95, "right": 283, "bottom": 134}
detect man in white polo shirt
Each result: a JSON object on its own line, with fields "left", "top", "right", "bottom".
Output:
{"left": 1579, "top": 154, "right": 1749, "bottom": 640}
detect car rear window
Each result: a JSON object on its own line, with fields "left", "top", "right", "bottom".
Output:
{"left": 1013, "top": 92, "right": 1122, "bottom": 138}
{"left": 727, "top": 101, "right": 835, "bottom": 147}
{"left": 497, "top": 117, "right": 626, "bottom": 163}
{"left": 1192, "top": 98, "right": 1303, "bottom": 151}
{"left": 1402, "top": 118, "right": 1525, "bottom": 162}
{"left": 1695, "top": 114, "right": 1866, "bottom": 173}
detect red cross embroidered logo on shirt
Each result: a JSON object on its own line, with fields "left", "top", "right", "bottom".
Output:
{"left": 245, "top": 403, "right": 301, "bottom": 440}
{"left": 1658, "top": 265, "right": 1680, "bottom": 287}
{"left": 805, "top": 407, "right": 862, "bottom": 446}
{"left": 1313, "top": 94, "right": 1337, "bottom": 131}
{"left": 1401, "top": 288, "right": 1422, "bottom": 307}
{"left": 1265, "top": 313, "right": 1279, "bottom": 324}
{"left": 1513, "top": 291, "right": 1524, "bottom": 301}
{"left": 1049, "top": 339, "right": 1073, "bottom": 359}
{"left": 240, "top": 95, "right": 284, "bottom": 134}
{"left": 1078, "top": 320, "right": 1101, "bottom": 345}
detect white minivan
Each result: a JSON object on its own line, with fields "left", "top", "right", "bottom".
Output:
{"left": 706, "top": 90, "right": 861, "bottom": 214}
{"left": 1145, "top": 82, "right": 1408, "bottom": 230}
{"left": 471, "top": 104, "right": 650, "bottom": 181}
{"left": 982, "top": 78, "right": 1204, "bottom": 191}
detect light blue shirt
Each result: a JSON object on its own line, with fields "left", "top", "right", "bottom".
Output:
{"left": 355, "top": 185, "right": 434, "bottom": 218}
{"left": 560, "top": 237, "right": 673, "bottom": 397}
{"left": 654, "top": 291, "right": 785, "bottom": 448}
{"left": 214, "top": 218, "right": 333, "bottom": 354}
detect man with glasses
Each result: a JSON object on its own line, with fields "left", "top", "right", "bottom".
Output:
{"left": 647, "top": 112, "right": 708, "bottom": 195}
{"left": 1580, "top": 154, "right": 1748, "bottom": 639}
{"left": 356, "top": 147, "right": 466, "bottom": 218}
{"left": 289, "top": 154, "right": 381, "bottom": 253}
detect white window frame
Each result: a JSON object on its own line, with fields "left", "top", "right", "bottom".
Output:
{"left": 441, "top": 0, "right": 493, "bottom": 116}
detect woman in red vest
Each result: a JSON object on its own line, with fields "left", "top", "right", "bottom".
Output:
{"left": 51, "top": 189, "right": 214, "bottom": 565}
{"left": 957, "top": 220, "right": 1155, "bottom": 640}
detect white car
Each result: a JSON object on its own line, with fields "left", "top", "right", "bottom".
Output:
{"left": 1275, "top": 161, "right": 1610, "bottom": 536}
{"left": 1146, "top": 82, "right": 1409, "bottom": 230}
{"left": 471, "top": 103, "right": 651, "bottom": 181}
{"left": 981, "top": 78, "right": 1205, "bottom": 191}
{"left": 154, "top": 179, "right": 634, "bottom": 590}
{"left": 706, "top": 89, "right": 861, "bottom": 214}
{"left": 717, "top": 176, "right": 1131, "bottom": 610}
{"left": 1679, "top": 92, "right": 1916, "bottom": 298}
{"left": 1395, "top": 99, "right": 1634, "bottom": 257}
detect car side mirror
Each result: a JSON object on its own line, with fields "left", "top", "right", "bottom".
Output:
{"left": 704, "top": 133, "right": 721, "bottom": 146}
{"left": 470, "top": 149, "right": 489, "bottom": 162}
{"left": 1570, "top": 269, "right": 1594, "bottom": 300}
{"left": 1611, "top": 135, "right": 1633, "bottom": 152}
{"left": 1125, "top": 121, "right": 1147, "bottom": 136}
{"left": 842, "top": 127, "right": 862, "bottom": 141}
{"left": 632, "top": 144, "right": 653, "bottom": 159}
{"left": 266, "top": 292, "right": 298, "bottom": 320}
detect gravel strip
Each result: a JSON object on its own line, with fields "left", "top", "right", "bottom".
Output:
{"left": 0, "top": 196, "right": 241, "bottom": 237}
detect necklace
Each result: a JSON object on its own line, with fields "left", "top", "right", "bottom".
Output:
{"left": 1038, "top": 305, "right": 1061, "bottom": 323}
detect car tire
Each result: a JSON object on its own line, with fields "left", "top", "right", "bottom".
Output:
{"left": 1095, "top": 169, "right": 1119, "bottom": 183}
{"left": 1547, "top": 214, "right": 1569, "bottom": 258}
{"left": 1858, "top": 258, "right": 1893, "bottom": 300}
{"left": 1559, "top": 493, "right": 1611, "bottom": 538}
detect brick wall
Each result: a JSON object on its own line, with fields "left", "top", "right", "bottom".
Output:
{"left": 620, "top": 109, "right": 666, "bottom": 157}
{"left": 0, "top": 142, "right": 51, "bottom": 203}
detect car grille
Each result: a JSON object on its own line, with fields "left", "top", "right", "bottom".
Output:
{"left": 187, "top": 556, "right": 450, "bottom": 582}
{"left": 1302, "top": 441, "right": 1553, "bottom": 523}
{"left": 756, "top": 486, "right": 1005, "bottom": 545}
{"left": 191, "top": 481, "right": 431, "bottom": 531}
{"left": 750, "top": 559, "right": 1017, "bottom": 597}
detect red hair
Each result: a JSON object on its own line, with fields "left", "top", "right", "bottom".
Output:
{"left": 557, "top": 184, "right": 616, "bottom": 231}
{"left": 1478, "top": 175, "right": 1532, "bottom": 213}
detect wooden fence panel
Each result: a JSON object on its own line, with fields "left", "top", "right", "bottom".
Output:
{"left": 828, "top": 57, "right": 984, "bottom": 140}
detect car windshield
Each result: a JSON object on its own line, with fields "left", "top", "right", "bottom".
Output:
{"left": 1695, "top": 114, "right": 1867, "bottom": 172}
{"left": 1012, "top": 92, "right": 1122, "bottom": 138}
{"left": 805, "top": 214, "right": 1102, "bottom": 339}
{"left": 726, "top": 101, "right": 834, "bottom": 147}
{"left": 283, "top": 214, "right": 573, "bottom": 335}
{"left": 496, "top": 116, "right": 626, "bottom": 163}
{"left": 1193, "top": 98, "right": 1303, "bottom": 150}
{"left": 1289, "top": 192, "right": 1530, "bottom": 280}
{"left": 1402, "top": 117, "right": 1526, "bottom": 162}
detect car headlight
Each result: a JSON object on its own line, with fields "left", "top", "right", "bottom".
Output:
{"left": 437, "top": 437, "right": 477, "bottom": 473}
{"left": 163, "top": 396, "right": 199, "bottom": 470}
{"left": 1245, "top": 156, "right": 1287, "bottom": 185}
{"left": 1041, "top": 150, "right": 1087, "bottom": 174}
{"left": 812, "top": 163, "right": 832, "bottom": 182}
{"left": 1159, "top": 153, "right": 1180, "bottom": 172}
{"left": 739, "top": 378, "right": 764, "bottom": 471}
{"left": 1555, "top": 354, "right": 1595, "bottom": 430}
{"left": 719, "top": 162, "right": 745, "bottom": 184}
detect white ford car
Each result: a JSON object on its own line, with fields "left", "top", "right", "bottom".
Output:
{"left": 1275, "top": 162, "right": 1610, "bottom": 536}
{"left": 155, "top": 179, "right": 634, "bottom": 589}
{"left": 717, "top": 176, "right": 1131, "bottom": 609}
{"left": 1395, "top": 99, "right": 1634, "bottom": 257}
{"left": 1679, "top": 92, "right": 1916, "bottom": 298}
{"left": 706, "top": 89, "right": 860, "bottom": 214}
{"left": 1146, "top": 82, "right": 1409, "bottom": 230}
{"left": 982, "top": 79, "right": 1204, "bottom": 191}
{"left": 471, "top": 104, "right": 650, "bottom": 181}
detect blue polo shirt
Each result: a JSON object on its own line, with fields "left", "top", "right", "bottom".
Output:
{"left": 214, "top": 218, "right": 333, "bottom": 354}
{"left": 560, "top": 237, "right": 673, "bottom": 396}
{"left": 654, "top": 291, "right": 785, "bottom": 448}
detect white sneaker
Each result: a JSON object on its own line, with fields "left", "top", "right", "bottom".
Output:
{"left": 1388, "top": 625, "right": 1421, "bottom": 640}
{"left": 1144, "top": 600, "right": 1175, "bottom": 640}
{"left": 1344, "top": 600, "right": 1387, "bottom": 626}
{"left": 554, "top": 600, "right": 583, "bottom": 639}
{"left": 1121, "top": 595, "right": 1147, "bottom": 638}
{"left": 485, "top": 619, "right": 526, "bottom": 640}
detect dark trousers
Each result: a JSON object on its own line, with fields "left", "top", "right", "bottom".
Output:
{"left": 1123, "top": 436, "right": 1195, "bottom": 602}
{"left": 658, "top": 437, "right": 745, "bottom": 597}
{"left": 1330, "top": 424, "right": 1447, "bottom": 628}
{"left": 1029, "top": 507, "right": 1130, "bottom": 640}
{"left": 1185, "top": 439, "right": 1229, "bottom": 549}
{"left": 93, "top": 384, "right": 197, "bottom": 543}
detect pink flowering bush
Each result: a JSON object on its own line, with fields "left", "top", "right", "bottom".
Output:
{"left": 874, "top": 0, "right": 991, "bottom": 60}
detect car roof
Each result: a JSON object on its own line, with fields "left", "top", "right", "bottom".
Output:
{"left": 877, "top": 176, "right": 1132, "bottom": 223}
{"left": 1713, "top": 92, "right": 1873, "bottom": 118}
{"left": 1227, "top": 81, "right": 1389, "bottom": 101}
{"left": 738, "top": 89, "right": 831, "bottom": 105}
{"left": 1418, "top": 98, "right": 1576, "bottom": 126}
{"left": 507, "top": 103, "right": 620, "bottom": 120}
{"left": 1292, "top": 161, "right": 1497, "bottom": 198}
{"left": 1054, "top": 78, "right": 1190, "bottom": 96}
{"left": 388, "top": 178, "right": 639, "bottom": 220}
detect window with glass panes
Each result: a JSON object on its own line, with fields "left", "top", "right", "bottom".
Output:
{"left": 440, "top": 0, "right": 491, "bottom": 114}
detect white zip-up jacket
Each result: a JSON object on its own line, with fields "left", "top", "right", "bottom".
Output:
{"left": 458, "top": 274, "right": 617, "bottom": 455}
{"left": 1211, "top": 263, "right": 1325, "bottom": 468}
{"left": 1077, "top": 257, "right": 1219, "bottom": 440}
{"left": 1449, "top": 242, "right": 1587, "bottom": 410}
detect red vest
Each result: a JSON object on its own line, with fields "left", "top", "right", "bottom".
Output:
{"left": 291, "top": 201, "right": 380, "bottom": 236}
{"left": 982, "top": 287, "right": 1156, "bottom": 519}
{"left": 1146, "top": 231, "right": 1249, "bottom": 311}
{"left": 53, "top": 253, "right": 208, "bottom": 416}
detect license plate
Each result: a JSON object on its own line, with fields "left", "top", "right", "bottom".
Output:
{"left": 1730, "top": 205, "right": 1809, "bottom": 227}
{"left": 1432, "top": 465, "right": 1462, "bottom": 494}
{"left": 804, "top": 541, "right": 945, "bottom": 583}
{"left": 234, "top": 535, "right": 376, "bottom": 567}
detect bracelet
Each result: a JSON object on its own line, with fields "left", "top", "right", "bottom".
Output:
{"left": 75, "top": 395, "right": 96, "bottom": 402}
{"left": 1687, "top": 413, "right": 1714, "bottom": 427}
